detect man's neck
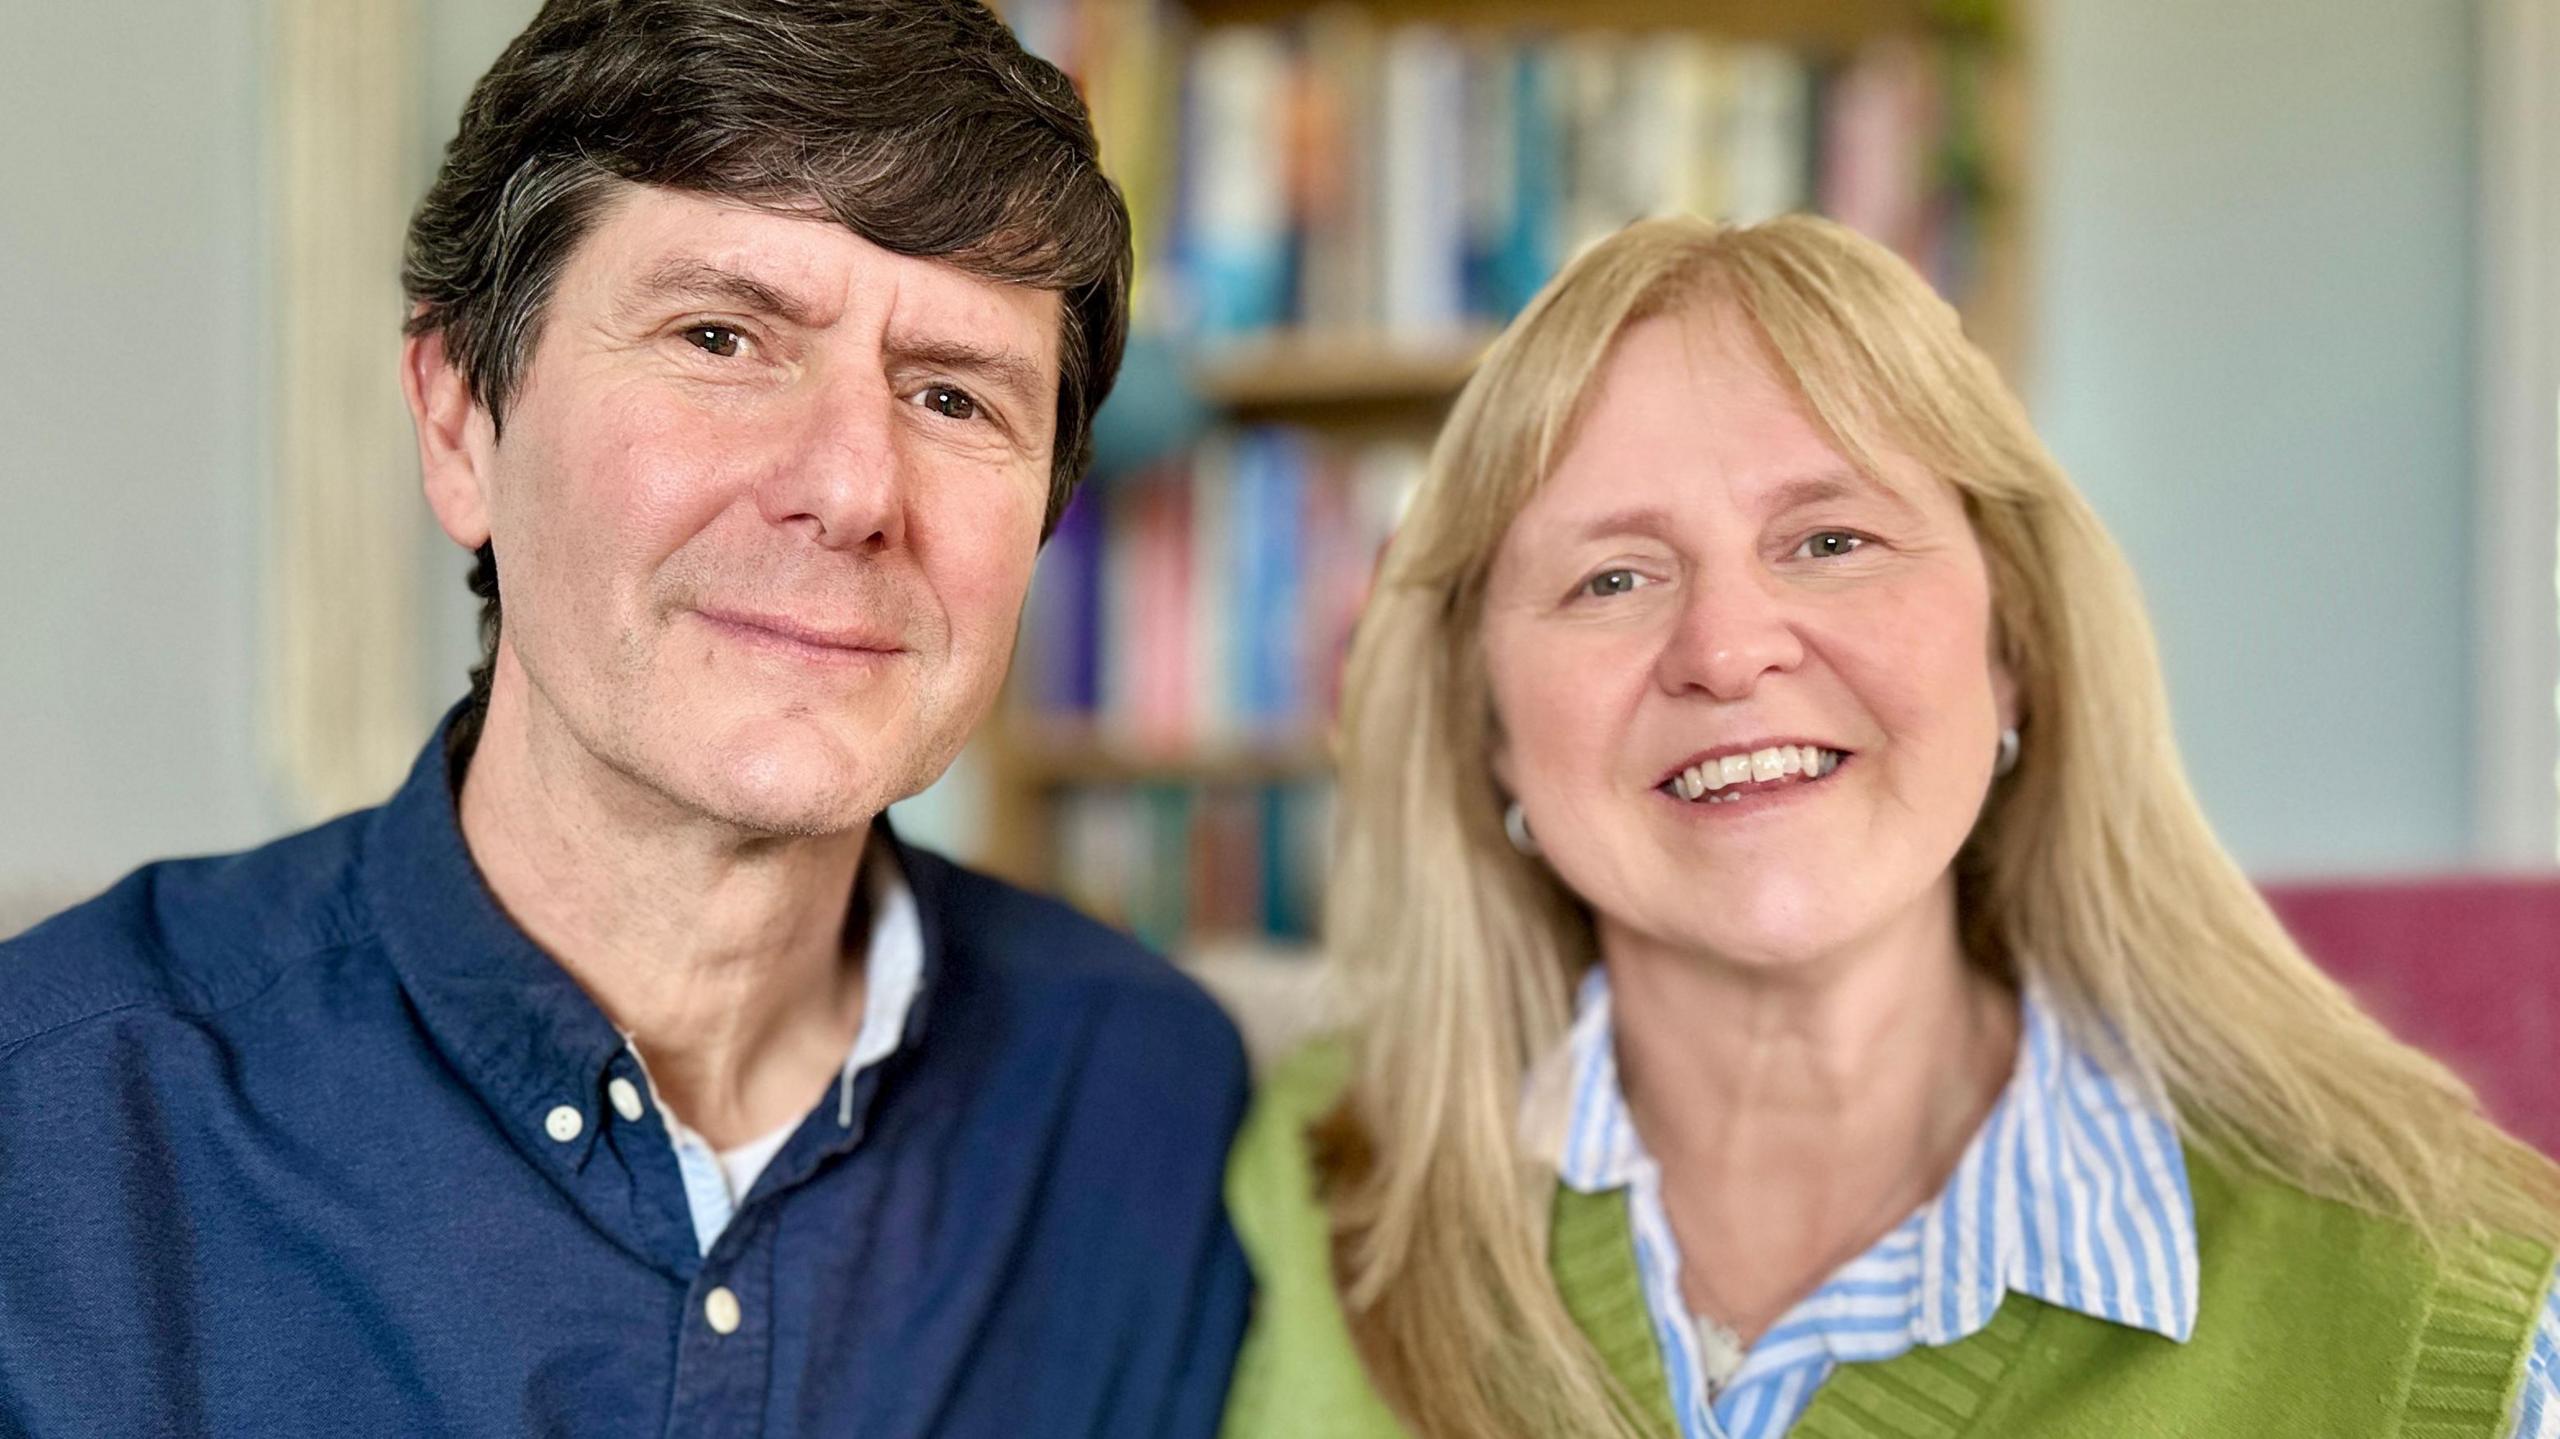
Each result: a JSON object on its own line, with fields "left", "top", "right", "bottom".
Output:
{"left": 455, "top": 684, "right": 873, "bottom": 1149}
{"left": 1602, "top": 890, "right": 2019, "bottom": 1343}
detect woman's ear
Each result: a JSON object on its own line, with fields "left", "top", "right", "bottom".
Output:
{"left": 1992, "top": 653, "right": 2022, "bottom": 738}
{"left": 402, "top": 326, "right": 495, "bottom": 551}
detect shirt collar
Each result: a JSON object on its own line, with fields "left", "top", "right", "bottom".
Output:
{"left": 1528, "top": 966, "right": 2200, "bottom": 1347}
{"left": 835, "top": 836, "right": 923, "bottom": 1125}
{"left": 361, "top": 707, "right": 942, "bottom": 1172}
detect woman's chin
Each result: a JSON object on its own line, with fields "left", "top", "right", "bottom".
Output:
{"left": 1608, "top": 900, "right": 1858, "bottom": 976}
{"left": 1602, "top": 862, "right": 1966, "bottom": 986}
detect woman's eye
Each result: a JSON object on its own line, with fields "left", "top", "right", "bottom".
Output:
{"left": 1797, "top": 531, "right": 1866, "bottom": 559}
{"left": 681, "top": 325, "right": 747, "bottom": 359}
{"left": 913, "top": 385, "right": 980, "bottom": 421}
{"left": 1580, "top": 569, "right": 1647, "bottom": 599}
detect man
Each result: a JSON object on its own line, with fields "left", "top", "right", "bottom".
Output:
{"left": 0, "top": 2, "right": 1248, "bottom": 1434}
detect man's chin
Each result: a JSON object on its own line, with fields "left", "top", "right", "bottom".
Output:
{"left": 688, "top": 750, "right": 891, "bottom": 839}
{"left": 628, "top": 714, "right": 905, "bottom": 839}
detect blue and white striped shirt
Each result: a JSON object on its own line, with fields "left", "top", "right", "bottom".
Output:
{"left": 1535, "top": 968, "right": 2560, "bottom": 1439}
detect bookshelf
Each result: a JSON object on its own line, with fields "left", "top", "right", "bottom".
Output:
{"left": 984, "top": 0, "right": 2034, "bottom": 960}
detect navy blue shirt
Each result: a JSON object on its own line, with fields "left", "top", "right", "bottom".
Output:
{"left": 0, "top": 724, "right": 1251, "bottom": 1437}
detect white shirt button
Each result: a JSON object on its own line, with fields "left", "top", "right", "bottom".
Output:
{"left": 703, "top": 1285, "right": 742, "bottom": 1335}
{"left": 608, "top": 1077, "right": 645, "bottom": 1122}
{"left": 543, "top": 1105, "right": 584, "bottom": 1143}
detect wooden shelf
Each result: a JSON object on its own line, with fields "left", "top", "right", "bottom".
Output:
{"left": 1188, "top": 331, "right": 1496, "bottom": 417}
{"left": 1181, "top": 0, "right": 1978, "bottom": 50}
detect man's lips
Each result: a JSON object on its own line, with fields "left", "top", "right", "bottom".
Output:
{"left": 694, "top": 608, "right": 906, "bottom": 657}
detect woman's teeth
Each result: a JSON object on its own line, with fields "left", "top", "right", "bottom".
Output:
{"left": 1668, "top": 746, "right": 1842, "bottom": 803}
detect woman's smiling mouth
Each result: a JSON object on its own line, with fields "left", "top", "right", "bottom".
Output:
{"left": 1656, "top": 743, "right": 1850, "bottom": 806}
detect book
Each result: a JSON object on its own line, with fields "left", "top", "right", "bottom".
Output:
{"left": 1180, "top": 26, "right": 1297, "bottom": 340}
{"left": 1020, "top": 426, "right": 1420, "bottom": 751}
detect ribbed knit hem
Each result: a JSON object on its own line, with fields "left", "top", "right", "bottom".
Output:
{"left": 2399, "top": 1230, "right": 2553, "bottom": 1439}
{"left": 1552, "top": 1184, "right": 1682, "bottom": 1437}
{"left": 1786, "top": 1297, "right": 2039, "bottom": 1439}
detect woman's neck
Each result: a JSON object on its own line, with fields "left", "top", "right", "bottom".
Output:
{"left": 1600, "top": 885, "right": 2020, "bottom": 1345}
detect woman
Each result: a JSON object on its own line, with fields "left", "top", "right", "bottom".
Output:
{"left": 1221, "top": 215, "right": 2560, "bottom": 1439}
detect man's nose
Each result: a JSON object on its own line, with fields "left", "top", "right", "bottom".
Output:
{"left": 753, "top": 376, "right": 905, "bottom": 552}
{"left": 1651, "top": 564, "right": 1805, "bottom": 701}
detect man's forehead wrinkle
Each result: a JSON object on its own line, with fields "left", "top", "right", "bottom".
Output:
{"left": 620, "top": 254, "right": 831, "bottom": 327}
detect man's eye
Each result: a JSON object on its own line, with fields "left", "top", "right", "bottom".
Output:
{"left": 1797, "top": 532, "right": 1866, "bottom": 559}
{"left": 913, "top": 385, "right": 979, "bottom": 421}
{"left": 1580, "top": 569, "right": 1647, "bottom": 599}
{"left": 681, "top": 325, "right": 747, "bottom": 359}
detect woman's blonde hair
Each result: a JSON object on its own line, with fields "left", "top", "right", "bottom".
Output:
{"left": 1319, "top": 213, "right": 2560, "bottom": 1439}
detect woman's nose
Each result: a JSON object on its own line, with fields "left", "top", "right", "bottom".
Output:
{"left": 1652, "top": 566, "right": 1805, "bottom": 700}
{"left": 753, "top": 379, "right": 907, "bottom": 552}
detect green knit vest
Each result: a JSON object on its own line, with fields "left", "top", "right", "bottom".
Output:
{"left": 1220, "top": 1046, "right": 2553, "bottom": 1439}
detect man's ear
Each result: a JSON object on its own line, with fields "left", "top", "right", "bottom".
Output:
{"left": 402, "top": 324, "right": 495, "bottom": 551}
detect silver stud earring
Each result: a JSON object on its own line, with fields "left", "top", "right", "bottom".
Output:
{"left": 1503, "top": 800, "right": 1540, "bottom": 856}
{"left": 1995, "top": 726, "right": 2021, "bottom": 777}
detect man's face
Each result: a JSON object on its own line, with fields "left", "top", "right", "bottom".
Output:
{"left": 419, "top": 186, "right": 1062, "bottom": 836}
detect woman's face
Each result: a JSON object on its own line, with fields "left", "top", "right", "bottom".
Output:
{"left": 1482, "top": 305, "right": 2015, "bottom": 972}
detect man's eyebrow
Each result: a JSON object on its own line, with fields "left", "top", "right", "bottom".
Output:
{"left": 890, "top": 336, "right": 1051, "bottom": 411}
{"left": 624, "top": 258, "right": 820, "bottom": 326}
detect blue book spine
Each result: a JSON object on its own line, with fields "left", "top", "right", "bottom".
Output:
{"left": 1182, "top": 29, "right": 1295, "bottom": 340}
{"left": 1056, "top": 485, "right": 1104, "bottom": 715}
{"left": 1493, "top": 48, "right": 1560, "bottom": 320}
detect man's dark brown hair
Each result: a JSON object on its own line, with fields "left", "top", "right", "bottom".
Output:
{"left": 401, "top": 0, "right": 1131, "bottom": 752}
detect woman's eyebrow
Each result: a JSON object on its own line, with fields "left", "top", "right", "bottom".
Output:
{"left": 1564, "top": 473, "right": 1915, "bottom": 547}
{"left": 1763, "top": 469, "right": 1923, "bottom": 521}
{"left": 1567, "top": 506, "right": 1680, "bottom": 547}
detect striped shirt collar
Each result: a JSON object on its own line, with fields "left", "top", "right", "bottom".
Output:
{"left": 1525, "top": 967, "right": 2199, "bottom": 1436}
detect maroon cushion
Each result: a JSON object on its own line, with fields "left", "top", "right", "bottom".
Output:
{"left": 2261, "top": 876, "right": 2560, "bottom": 1158}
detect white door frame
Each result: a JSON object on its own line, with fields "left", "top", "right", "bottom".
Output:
{"left": 2473, "top": 0, "right": 2560, "bottom": 865}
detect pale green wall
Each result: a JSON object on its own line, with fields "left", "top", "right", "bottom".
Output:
{"left": 2030, "top": 0, "right": 2479, "bottom": 874}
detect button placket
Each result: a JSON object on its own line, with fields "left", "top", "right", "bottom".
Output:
{"left": 664, "top": 1222, "right": 777, "bottom": 1437}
